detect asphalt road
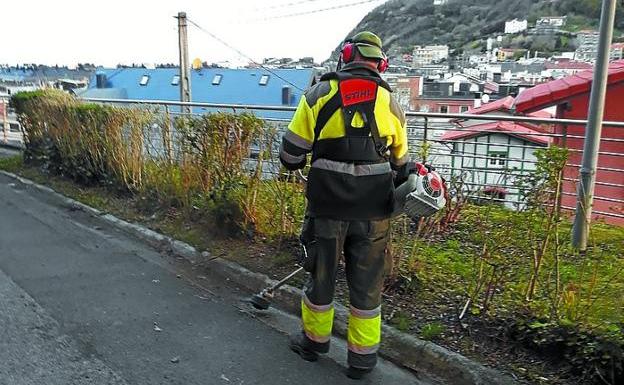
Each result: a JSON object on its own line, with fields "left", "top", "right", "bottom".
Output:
{"left": 0, "top": 167, "right": 437, "bottom": 385}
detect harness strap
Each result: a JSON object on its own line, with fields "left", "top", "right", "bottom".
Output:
{"left": 313, "top": 91, "right": 341, "bottom": 145}
{"left": 312, "top": 74, "right": 388, "bottom": 158}
{"left": 361, "top": 103, "right": 388, "bottom": 157}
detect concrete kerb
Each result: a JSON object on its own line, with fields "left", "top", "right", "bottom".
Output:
{"left": 0, "top": 142, "right": 26, "bottom": 151}
{"left": 0, "top": 169, "right": 518, "bottom": 385}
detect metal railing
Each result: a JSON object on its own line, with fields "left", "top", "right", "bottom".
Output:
{"left": 17, "top": 96, "right": 619, "bottom": 222}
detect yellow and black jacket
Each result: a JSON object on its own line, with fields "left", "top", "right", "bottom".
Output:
{"left": 280, "top": 63, "right": 408, "bottom": 220}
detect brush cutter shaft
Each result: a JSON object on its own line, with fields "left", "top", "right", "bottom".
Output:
{"left": 268, "top": 266, "right": 304, "bottom": 293}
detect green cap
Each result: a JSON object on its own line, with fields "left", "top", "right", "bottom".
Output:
{"left": 351, "top": 31, "right": 385, "bottom": 60}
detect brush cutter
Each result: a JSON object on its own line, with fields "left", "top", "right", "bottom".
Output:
{"left": 250, "top": 265, "right": 305, "bottom": 310}
{"left": 249, "top": 166, "right": 447, "bottom": 310}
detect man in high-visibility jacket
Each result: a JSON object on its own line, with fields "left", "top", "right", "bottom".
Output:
{"left": 279, "top": 31, "right": 408, "bottom": 380}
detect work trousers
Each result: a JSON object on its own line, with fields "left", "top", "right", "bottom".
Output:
{"left": 299, "top": 216, "right": 391, "bottom": 369}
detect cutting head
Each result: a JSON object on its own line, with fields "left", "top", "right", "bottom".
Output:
{"left": 250, "top": 292, "right": 272, "bottom": 310}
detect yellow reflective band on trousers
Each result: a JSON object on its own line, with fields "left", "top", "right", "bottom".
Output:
{"left": 348, "top": 310, "right": 381, "bottom": 354}
{"left": 301, "top": 298, "right": 334, "bottom": 343}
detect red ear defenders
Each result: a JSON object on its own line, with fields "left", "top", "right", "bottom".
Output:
{"left": 340, "top": 40, "right": 389, "bottom": 73}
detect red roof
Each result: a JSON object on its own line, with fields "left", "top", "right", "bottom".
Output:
{"left": 461, "top": 95, "right": 552, "bottom": 118}
{"left": 544, "top": 60, "right": 593, "bottom": 70}
{"left": 467, "top": 96, "right": 514, "bottom": 114}
{"left": 528, "top": 109, "right": 554, "bottom": 119}
{"left": 514, "top": 60, "right": 624, "bottom": 113}
{"left": 441, "top": 121, "right": 551, "bottom": 145}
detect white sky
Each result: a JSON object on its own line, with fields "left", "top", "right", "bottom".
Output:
{"left": 2, "top": 0, "right": 388, "bottom": 67}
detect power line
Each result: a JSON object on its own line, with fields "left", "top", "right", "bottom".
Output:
{"left": 251, "top": 0, "right": 327, "bottom": 12}
{"left": 247, "top": 0, "right": 384, "bottom": 22}
{"left": 186, "top": 18, "right": 305, "bottom": 92}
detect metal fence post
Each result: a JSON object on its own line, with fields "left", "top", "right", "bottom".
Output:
{"left": 556, "top": 125, "right": 569, "bottom": 221}
{"left": 422, "top": 116, "right": 429, "bottom": 163}
{"left": 2, "top": 98, "right": 8, "bottom": 144}
{"left": 571, "top": 0, "right": 617, "bottom": 250}
{"left": 163, "top": 105, "right": 174, "bottom": 163}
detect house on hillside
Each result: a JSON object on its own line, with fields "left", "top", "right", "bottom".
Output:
{"left": 513, "top": 60, "right": 624, "bottom": 224}
{"left": 543, "top": 60, "right": 593, "bottom": 78}
{"left": 79, "top": 67, "right": 317, "bottom": 120}
{"left": 575, "top": 30, "right": 600, "bottom": 62}
{"left": 441, "top": 122, "right": 550, "bottom": 209}
{"left": 611, "top": 43, "right": 624, "bottom": 61}
{"left": 382, "top": 74, "right": 422, "bottom": 111}
{"left": 505, "top": 19, "right": 528, "bottom": 35}
{"left": 442, "top": 96, "right": 552, "bottom": 208}
{"left": 441, "top": 96, "right": 553, "bottom": 208}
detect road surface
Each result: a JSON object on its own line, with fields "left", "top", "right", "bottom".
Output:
{"left": 0, "top": 164, "right": 437, "bottom": 385}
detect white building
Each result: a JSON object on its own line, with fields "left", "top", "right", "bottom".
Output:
{"left": 441, "top": 97, "right": 552, "bottom": 208}
{"left": 413, "top": 45, "right": 450, "bottom": 67}
{"left": 505, "top": 19, "right": 528, "bottom": 34}
{"left": 443, "top": 126, "right": 548, "bottom": 208}
{"left": 575, "top": 30, "right": 600, "bottom": 62}
{"left": 433, "top": 0, "right": 448, "bottom": 5}
{"left": 536, "top": 16, "right": 567, "bottom": 28}
{"left": 611, "top": 43, "right": 624, "bottom": 61}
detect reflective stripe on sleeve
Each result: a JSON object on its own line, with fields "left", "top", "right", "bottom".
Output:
{"left": 279, "top": 142, "right": 306, "bottom": 164}
{"left": 284, "top": 129, "right": 313, "bottom": 151}
{"left": 311, "top": 158, "right": 391, "bottom": 176}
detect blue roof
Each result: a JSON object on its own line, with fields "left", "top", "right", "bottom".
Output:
{"left": 81, "top": 67, "right": 315, "bottom": 120}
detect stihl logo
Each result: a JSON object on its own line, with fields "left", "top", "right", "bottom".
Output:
{"left": 344, "top": 89, "right": 372, "bottom": 102}
{"left": 340, "top": 79, "right": 377, "bottom": 106}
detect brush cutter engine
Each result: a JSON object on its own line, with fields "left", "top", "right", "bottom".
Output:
{"left": 394, "top": 165, "right": 447, "bottom": 219}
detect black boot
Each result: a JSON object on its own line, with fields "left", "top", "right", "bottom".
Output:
{"left": 289, "top": 332, "right": 320, "bottom": 362}
{"left": 346, "top": 366, "right": 373, "bottom": 380}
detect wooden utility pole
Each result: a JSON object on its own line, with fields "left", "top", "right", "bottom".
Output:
{"left": 177, "top": 12, "right": 192, "bottom": 114}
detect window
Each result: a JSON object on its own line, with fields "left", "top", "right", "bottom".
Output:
{"left": 171, "top": 75, "right": 180, "bottom": 86}
{"left": 9, "top": 123, "right": 20, "bottom": 132}
{"left": 139, "top": 75, "right": 150, "bottom": 86}
{"left": 460, "top": 105, "right": 469, "bottom": 113}
{"left": 259, "top": 74, "right": 270, "bottom": 86}
{"left": 488, "top": 152, "right": 507, "bottom": 167}
{"left": 440, "top": 105, "right": 449, "bottom": 113}
{"left": 212, "top": 74, "right": 222, "bottom": 85}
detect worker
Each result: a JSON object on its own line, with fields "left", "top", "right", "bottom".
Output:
{"left": 279, "top": 31, "right": 409, "bottom": 380}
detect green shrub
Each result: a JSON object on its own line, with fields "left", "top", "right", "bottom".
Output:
{"left": 12, "top": 92, "right": 304, "bottom": 240}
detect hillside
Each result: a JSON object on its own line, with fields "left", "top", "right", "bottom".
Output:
{"left": 342, "top": 0, "right": 624, "bottom": 57}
